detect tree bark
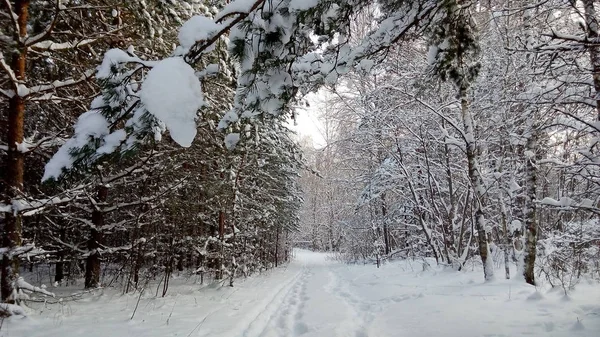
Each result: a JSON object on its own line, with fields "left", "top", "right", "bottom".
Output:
{"left": 1, "top": 0, "right": 29, "bottom": 303}
{"left": 523, "top": 134, "right": 538, "bottom": 285}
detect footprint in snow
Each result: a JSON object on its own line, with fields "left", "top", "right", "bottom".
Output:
{"left": 544, "top": 321, "right": 555, "bottom": 332}
{"left": 355, "top": 328, "right": 369, "bottom": 337}
{"left": 294, "top": 321, "right": 309, "bottom": 336}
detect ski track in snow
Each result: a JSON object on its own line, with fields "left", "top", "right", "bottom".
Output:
{"left": 3, "top": 250, "right": 600, "bottom": 337}
{"left": 234, "top": 266, "right": 311, "bottom": 337}
{"left": 253, "top": 268, "right": 311, "bottom": 337}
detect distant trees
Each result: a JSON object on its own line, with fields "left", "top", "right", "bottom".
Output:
{"left": 299, "top": 0, "right": 600, "bottom": 286}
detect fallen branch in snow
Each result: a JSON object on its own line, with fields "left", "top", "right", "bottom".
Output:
{"left": 16, "top": 277, "right": 55, "bottom": 298}
{"left": 20, "top": 287, "right": 103, "bottom": 305}
{"left": 0, "top": 303, "right": 26, "bottom": 317}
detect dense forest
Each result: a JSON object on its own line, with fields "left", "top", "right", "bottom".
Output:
{"left": 0, "top": 0, "right": 599, "bottom": 320}
{"left": 0, "top": 1, "right": 302, "bottom": 314}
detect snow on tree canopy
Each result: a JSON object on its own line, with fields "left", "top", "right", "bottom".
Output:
{"left": 97, "top": 49, "right": 140, "bottom": 79}
{"left": 215, "top": 0, "right": 259, "bottom": 21}
{"left": 177, "top": 15, "right": 222, "bottom": 54}
{"left": 139, "top": 57, "right": 204, "bottom": 148}
{"left": 42, "top": 111, "right": 110, "bottom": 181}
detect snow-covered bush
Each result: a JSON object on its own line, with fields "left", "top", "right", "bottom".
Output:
{"left": 538, "top": 218, "right": 600, "bottom": 290}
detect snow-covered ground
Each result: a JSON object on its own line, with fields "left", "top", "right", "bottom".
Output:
{"left": 3, "top": 250, "right": 599, "bottom": 337}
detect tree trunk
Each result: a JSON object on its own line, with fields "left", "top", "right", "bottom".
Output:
{"left": 523, "top": 134, "right": 538, "bottom": 285}
{"left": 218, "top": 210, "right": 225, "bottom": 239}
{"left": 215, "top": 210, "right": 225, "bottom": 280}
{"left": 1, "top": 0, "right": 29, "bottom": 303}
{"left": 275, "top": 226, "right": 280, "bottom": 267}
{"left": 381, "top": 193, "right": 390, "bottom": 255}
{"left": 55, "top": 227, "right": 66, "bottom": 284}
{"left": 85, "top": 185, "right": 107, "bottom": 288}
{"left": 130, "top": 221, "right": 143, "bottom": 291}
{"left": 500, "top": 199, "right": 511, "bottom": 280}
{"left": 460, "top": 88, "right": 494, "bottom": 281}
{"left": 311, "top": 194, "right": 317, "bottom": 250}
{"left": 54, "top": 260, "right": 64, "bottom": 284}
{"left": 442, "top": 120, "right": 457, "bottom": 265}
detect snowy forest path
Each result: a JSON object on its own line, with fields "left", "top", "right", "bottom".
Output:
{"left": 4, "top": 250, "right": 600, "bottom": 337}
{"left": 235, "top": 250, "right": 389, "bottom": 337}
{"left": 237, "top": 264, "right": 310, "bottom": 337}
{"left": 238, "top": 250, "right": 368, "bottom": 337}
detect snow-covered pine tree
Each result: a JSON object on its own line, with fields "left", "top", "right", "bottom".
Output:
{"left": 0, "top": 0, "right": 134, "bottom": 306}
{"left": 1, "top": 1, "right": 241, "bottom": 305}
{"left": 38, "top": 1, "right": 237, "bottom": 290}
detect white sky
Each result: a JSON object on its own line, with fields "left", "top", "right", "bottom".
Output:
{"left": 289, "top": 92, "right": 326, "bottom": 148}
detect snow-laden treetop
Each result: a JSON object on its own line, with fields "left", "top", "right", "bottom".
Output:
{"left": 43, "top": 0, "right": 456, "bottom": 181}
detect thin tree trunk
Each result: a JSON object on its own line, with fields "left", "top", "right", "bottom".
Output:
{"left": 380, "top": 192, "right": 390, "bottom": 255}
{"left": 500, "top": 197, "right": 511, "bottom": 280}
{"left": 55, "top": 227, "right": 66, "bottom": 284}
{"left": 85, "top": 185, "right": 107, "bottom": 288}
{"left": 460, "top": 88, "right": 494, "bottom": 281}
{"left": 442, "top": 120, "right": 457, "bottom": 265}
{"left": 311, "top": 194, "right": 317, "bottom": 250}
{"left": 523, "top": 133, "right": 538, "bottom": 285}
{"left": 275, "top": 226, "right": 280, "bottom": 267}
{"left": 130, "top": 220, "right": 143, "bottom": 291}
